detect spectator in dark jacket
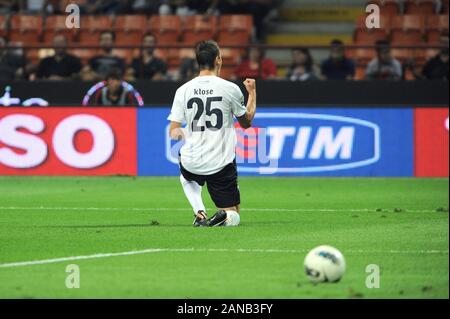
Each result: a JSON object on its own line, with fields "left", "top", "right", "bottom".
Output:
{"left": 81, "top": 31, "right": 125, "bottom": 81}
{"left": 422, "top": 49, "right": 449, "bottom": 80}
{"left": 321, "top": 39, "right": 355, "bottom": 80}
{"left": 36, "top": 34, "right": 82, "bottom": 80}
{"left": 130, "top": 33, "right": 168, "bottom": 80}
{"left": 0, "top": 36, "right": 26, "bottom": 80}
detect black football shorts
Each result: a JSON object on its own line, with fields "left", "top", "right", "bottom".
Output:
{"left": 179, "top": 159, "right": 240, "bottom": 208}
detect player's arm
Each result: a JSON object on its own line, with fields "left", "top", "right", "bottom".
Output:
{"left": 169, "top": 121, "right": 185, "bottom": 141}
{"left": 237, "top": 78, "right": 257, "bottom": 129}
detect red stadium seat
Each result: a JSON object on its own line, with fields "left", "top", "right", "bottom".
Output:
{"left": 149, "top": 15, "right": 181, "bottom": 44}
{"left": 391, "top": 48, "right": 415, "bottom": 63}
{"left": 365, "top": 0, "right": 401, "bottom": 16}
{"left": 43, "top": 15, "right": 76, "bottom": 44}
{"left": 77, "top": 16, "right": 113, "bottom": 45}
{"left": 219, "top": 66, "right": 236, "bottom": 80}
{"left": 354, "top": 29, "right": 389, "bottom": 44}
{"left": 217, "top": 15, "right": 253, "bottom": 45}
{"left": 69, "top": 48, "right": 98, "bottom": 63}
{"left": 404, "top": 0, "right": 436, "bottom": 15}
{"left": 391, "top": 15, "right": 426, "bottom": 44}
{"left": 354, "top": 66, "right": 367, "bottom": 80}
{"left": 9, "top": 15, "right": 43, "bottom": 45}
{"left": 166, "top": 48, "right": 195, "bottom": 66}
{"left": 114, "top": 15, "right": 148, "bottom": 46}
{"left": 182, "top": 15, "right": 217, "bottom": 45}
{"left": 427, "top": 15, "right": 449, "bottom": 43}
{"left": 0, "top": 15, "right": 7, "bottom": 38}
{"left": 391, "top": 15, "right": 426, "bottom": 32}
{"left": 220, "top": 48, "right": 241, "bottom": 65}
{"left": 347, "top": 48, "right": 376, "bottom": 65}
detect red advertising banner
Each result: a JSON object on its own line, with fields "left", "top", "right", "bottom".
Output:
{"left": 0, "top": 107, "right": 137, "bottom": 175}
{"left": 415, "top": 107, "right": 449, "bottom": 177}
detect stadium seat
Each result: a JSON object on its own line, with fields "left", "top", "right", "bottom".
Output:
{"left": 390, "top": 15, "right": 426, "bottom": 44}
{"left": 43, "top": 15, "right": 76, "bottom": 44}
{"left": 0, "top": 15, "right": 7, "bottom": 38}
{"left": 114, "top": 15, "right": 148, "bottom": 46}
{"left": 69, "top": 48, "right": 98, "bottom": 63}
{"left": 354, "top": 29, "right": 389, "bottom": 44}
{"left": 391, "top": 14, "right": 426, "bottom": 32}
{"left": 365, "top": 0, "right": 401, "bottom": 16}
{"left": 354, "top": 66, "right": 367, "bottom": 80}
{"left": 219, "top": 66, "right": 236, "bottom": 80}
{"left": 404, "top": 0, "right": 436, "bottom": 15}
{"left": 220, "top": 48, "right": 241, "bottom": 65}
{"left": 182, "top": 15, "right": 217, "bottom": 45}
{"left": 166, "top": 48, "right": 195, "bottom": 67}
{"left": 217, "top": 15, "right": 253, "bottom": 45}
{"left": 77, "top": 16, "right": 113, "bottom": 45}
{"left": 426, "top": 15, "right": 449, "bottom": 43}
{"left": 347, "top": 48, "right": 376, "bottom": 65}
{"left": 149, "top": 15, "right": 181, "bottom": 44}
{"left": 9, "top": 15, "right": 43, "bottom": 45}
{"left": 391, "top": 48, "right": 415, "bottom": 63}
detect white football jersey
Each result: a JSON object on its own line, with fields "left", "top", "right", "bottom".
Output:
{"left": 168, "top": 75, "right": 246, "bottom": 175}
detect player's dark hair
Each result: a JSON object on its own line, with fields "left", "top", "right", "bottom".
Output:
{"left": 195, "top": 40, "right": 220, "bottom": 70}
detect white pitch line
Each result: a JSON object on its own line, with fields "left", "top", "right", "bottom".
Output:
{"left": 0, "top": 248, "right": 448, "bottom": 269}
{"left": 0, "top": 206, "right": 441, "bottom": 213}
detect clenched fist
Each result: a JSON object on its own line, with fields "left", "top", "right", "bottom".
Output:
{"left": 243, "top": 78, "right": 256, "bottom": 93}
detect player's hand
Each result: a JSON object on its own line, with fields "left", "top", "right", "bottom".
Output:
{"left": 243, "top": 78, "right": 256, "bottom": 93}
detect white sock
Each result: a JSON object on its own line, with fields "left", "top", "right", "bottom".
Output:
{"left": 179, "top": 174, "right": 206, "bottom": 215}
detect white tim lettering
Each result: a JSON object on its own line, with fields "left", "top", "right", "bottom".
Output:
{"left": 292, "top": 127, "right": 311, "bottom": 159}
{"left": 266, "top": 126, "right": 296, "bottom": 159}
{"left": 53, "top": 115, "right": 114, "bottom": 169}
{"left": 309, "top": 126, "right": 354, "bottom": 160}
{"left": 0, "top": 114, "right": 47, "bottom": 168}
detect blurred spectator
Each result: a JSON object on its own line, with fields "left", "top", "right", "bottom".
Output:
{"left": 0, "top": 36, "right": 26, "bottom": 81}
{"left": 130, "top": 33, "right": 168, "bottom": 80}
{"left": 35, "top": 34, "right": 82, "bottom": 80}
{"left": 131, "top": 0, "right": 160, "bottom": 14}
{"left": 81, "top": 31, "right": 125, "bottom": 81}
{"left": 0, "top": 0, "right": 19, "bottom": 14}
{"left": 159, "top": 0, "right": 192, "bottom": 15}
{"left": 234, "top": 47, "right": 276, "bottom": 80}
{"left": 89, "top": 68, "right": 138, "bottom": 106}
{"left": 83, "top": 0, "right": 130, "bottom": 15}
{"left": 421, "top": 48, "right": 449, "bottom": 80}
{"left": 18, "top": 0, "right": 58, "bottom": 14}
{"left": 179, "top": 56, "right": 198, "bottom": 81}
{"left": 365, "top": 40, "right": 402, "bottom": 80}
{"left": 321, "top": 39, "right": 355, "bottom": 80}
{"left": 286, "top": 48, "right": 318, "bottom": 81}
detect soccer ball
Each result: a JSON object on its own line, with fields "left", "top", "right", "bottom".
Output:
{"left": 224, "top": 210, "right": 240, "bottom": 226}
{"left": 304, "top": 245, "right": 346, "bottom": 283}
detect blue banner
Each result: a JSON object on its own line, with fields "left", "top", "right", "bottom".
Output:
{"left": 137, "top": 107, "right": 414, "bottom": 176}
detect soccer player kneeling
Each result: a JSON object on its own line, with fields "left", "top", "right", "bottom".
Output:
{"left": 167, "top": 40, "right": 257, "bottom": 227}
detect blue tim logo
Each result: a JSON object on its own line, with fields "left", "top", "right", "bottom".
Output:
{"left": 237, "top": 112, "right": 380, "bottom": 174}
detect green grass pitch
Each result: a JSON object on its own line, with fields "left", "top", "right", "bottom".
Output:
{"left": 0, "top": 176, "right": 448, "bottom": 299}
